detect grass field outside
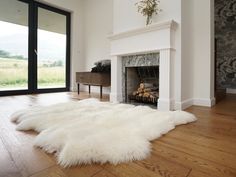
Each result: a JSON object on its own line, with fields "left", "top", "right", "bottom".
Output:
{"left": 0, "top": 57, "right": 65, "bottom": 90}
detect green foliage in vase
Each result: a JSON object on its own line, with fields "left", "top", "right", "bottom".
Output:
{"left": 135, "top": 0, "right": 162, "bottom": 25}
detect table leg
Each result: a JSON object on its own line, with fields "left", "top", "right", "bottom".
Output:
{"left": 100, "top": 86, "right": 103, "bottom": 99}
{"left": 89, "top": 85, "right": 91, "bottom": 94}
{"left": 77, "top": 83, "right": 80, "bottom": 94}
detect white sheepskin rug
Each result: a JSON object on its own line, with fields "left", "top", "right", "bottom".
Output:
{"left": 11, "top": 98, "right": 197, "bottom": 167}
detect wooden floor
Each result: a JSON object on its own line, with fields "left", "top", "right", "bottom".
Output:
{"left": 0, "top": 92, "right": 235, "bottom": 177}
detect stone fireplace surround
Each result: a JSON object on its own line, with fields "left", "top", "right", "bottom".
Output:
{"left": 108, "top": 20, "right": 177, "bottom": 111}
{"left": 122, "top": 53, "right": 160, "bottom": 103}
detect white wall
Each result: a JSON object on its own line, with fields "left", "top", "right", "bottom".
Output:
{"left": 191, "top": 0, "right": 215, "bottom": 106}
{"left": 180, "top": 0, "right": 215, "bottom": 107}
{"left": 83, "top": 0, "right": 113, "bottom": 71}
{"left": 38, "top": 0, "right": 85, "bottom": 91}
{"left": 113, "top": 0, "right": 181, "bottom": 33}
{"left": 180, "top": 0, "right": 194, "bottom": 107}
{"left": 81, "top": 0, "right": 113, "bottom": 93}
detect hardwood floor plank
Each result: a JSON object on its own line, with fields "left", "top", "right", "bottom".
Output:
{"left": 166, "top": 130, "right": 236, "bottom": 155}
{"left": 152, "top": 141, "right": 236, "bottom": 177}
{"left": 0, "top": 112, "right": 55, "bottom": 177}
{"left": 177, "top": 120, "right": 236, "bottom": 138}
{"left": 158, "top": 136, "right": 236, "bottom": 169}
{"left": 0, "top": 135, "right": 55, "bottom": 177}
{"left": 187, "top": 170, "right": 215, "bottom": 177}
{"left": 177, "top": 127, "right": 236, "bottom": 145}
{"left": 91, "top": 169, "right": 117, "bottom": 177}
{"left": 0, "top": 138, "right": 22, "bottom": 177}
{"left": 211, "top": 94, "right": 236, "bottom": 116}
{"left": 29, "top": 166, "right": 67, "bottom": 177}
{"left": 61, "top": 165, "right": 104, "bottom": 177}
{"left": 135, "top": 153, "right": 190, "bottom": 177}
{"left": 104, "top": 163, "right": 163, "bottom": 177}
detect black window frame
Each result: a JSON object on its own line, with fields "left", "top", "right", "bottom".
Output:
{"left": 0, "top": 0, "right": 71, "bottom": 96}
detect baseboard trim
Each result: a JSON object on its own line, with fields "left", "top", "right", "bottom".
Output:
{"left": 70, "top": 86, "right": 77, "bottom": 92}
{"left": 193, "top": 97, "right": 215, "bottom": 107}
{"left": 174, "top": 97, "right": 216, "bottom": 110}
{"left": 175, "top": 99, "right": 193, "bottom": 110}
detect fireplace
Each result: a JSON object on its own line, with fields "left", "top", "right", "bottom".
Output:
{"left": 122, "top": 53, "right": 159, "bottom": 106}
{"left": 109, "top": 20, "right": 177, "bottom": 111}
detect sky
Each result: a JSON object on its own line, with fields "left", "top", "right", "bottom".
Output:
{"left": 0, "top": 21, "right": 66, "bottom": 61}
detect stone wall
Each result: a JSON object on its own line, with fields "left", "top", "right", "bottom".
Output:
{"left": 215, "top": 0, "right": 236, "bottom": 89}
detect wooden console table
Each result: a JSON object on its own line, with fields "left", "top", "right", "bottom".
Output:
{"left": 76, "top": 72, "right": 111, "bottom": 98}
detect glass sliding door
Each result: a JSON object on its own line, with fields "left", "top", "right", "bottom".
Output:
{"left": 0, "top": 0, "right": 70, "bottom": 96}
{"left": 37, "top": 6, "right": 68, "bottom": 89}
{"left": 0, "top": 0, "right": 29, "bottom": 91}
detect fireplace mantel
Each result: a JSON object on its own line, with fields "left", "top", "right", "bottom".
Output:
{"left": 108, "top": 20, "right": 177, "bottom": 41}
{"left": 109, "top": 20, "right": 178, "bottom": 111}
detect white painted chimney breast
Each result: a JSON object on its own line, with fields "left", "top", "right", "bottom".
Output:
{"left": 109, "top": 20, "right": 177, "bottom": 111}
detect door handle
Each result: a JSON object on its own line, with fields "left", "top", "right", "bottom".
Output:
{"left": 34, "top": 49, "right": 38, "bottom": 55}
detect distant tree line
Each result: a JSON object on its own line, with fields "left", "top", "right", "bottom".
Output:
{"left": 0, "top": 49, "right": 27, "bottom": 60}
{"left": 0, "top": 49, "right": 63, "bottom": 67}
{"left": 42, "top": 60, "right": 63, "bottom": 67}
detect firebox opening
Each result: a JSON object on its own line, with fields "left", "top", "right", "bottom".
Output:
{"left": 125, "top": 66, "right": 159, "bottom": 105}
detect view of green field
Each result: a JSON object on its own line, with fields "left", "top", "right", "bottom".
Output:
{"left": 0, "top": 19, "right": 67, "bottom": 91}
{"left": 0, "top": 57, "right": 65, "bottom": 90}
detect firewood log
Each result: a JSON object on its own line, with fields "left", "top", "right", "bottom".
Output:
{"left": 138, "top": 93, "right": 143, "bottom": 97}
{"left": 144, "top": 88, "right": 152, "bottom": 92}
{"left": 139, "top": 83, "right": 145, "bottom": 89}
{"left": 150, "top": 95, "right": 155, "bottom": 99}
{"left": 143, "top": 92, "right": 150, "bottom": 98}
{"left": 137, "top": 88, "right": 144, "bottom": 93}
{"left": 143, "top": 83, "right": 153, "bottom": 88}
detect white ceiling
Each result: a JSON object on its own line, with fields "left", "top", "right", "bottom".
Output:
{"left": 0, "top": 0, "right": 66, "bottom": 34}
